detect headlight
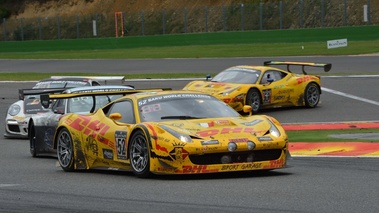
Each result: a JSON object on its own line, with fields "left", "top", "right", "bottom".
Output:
{"left": 160, "top": 125, "right": 192, "bottom": 143}
{"left": 268, "top": 120, "right": 281, "bottom": 138}
{"left": 221, "top": 87, "right": 239, "bottom": 96}
{"left": 8, "top": 104, "right": 21, "bottom": 116}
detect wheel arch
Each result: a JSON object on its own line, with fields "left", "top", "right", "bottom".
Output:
{"left": 308, "top": 81, "right": 321, "bottom": 94}
{"left": 53, "top": 125, "right": 69, "bottom": 150}
{"left": 127, "top": 125, "right": 152, "bottom": 160}
{"left": 245, "top": 87, "right": 262, "bottom": 105}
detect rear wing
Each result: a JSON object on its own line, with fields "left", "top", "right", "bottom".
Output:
{"left": 19, "top": 88, "right": 68, "bottom": 100}
{"left": 40, "top": 88, "right": 169, "bottom": 108}
{"left": 263, "top": 61, "right": 331, "bottom": 75}
{"left": 50, "top": 76, "right": 125, "bottom": 84}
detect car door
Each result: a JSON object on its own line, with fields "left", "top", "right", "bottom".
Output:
{"left": 260, "top": 70, "right": 291, "bottom": 106}
{"left": 98, "top": 99, "right": 136, "bottom": 165}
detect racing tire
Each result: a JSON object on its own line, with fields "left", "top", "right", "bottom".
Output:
{"left": 246, "top": 89, "right": 262, "bottom": 113}
{"left": 29, "top": 122, "right": 37, "bottom": 158}
{"left": 56, "top": 128, "right": 75, "bottom": 172}
{"left": 129, "top": 130, "right": 151, "bottom": 178}
{"left": 304, "top": 82, "right": 320, "bottom": 108}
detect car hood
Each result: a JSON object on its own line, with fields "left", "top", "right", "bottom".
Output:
{"left": 157, "top": 116, "right": 277, "bottom": 141}
{"left": 184, "top": 81, "right": 244, "bottom": 95}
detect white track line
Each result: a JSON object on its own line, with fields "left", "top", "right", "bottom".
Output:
{"left": 322, "top": 87, "right": 379, "bottom": 106}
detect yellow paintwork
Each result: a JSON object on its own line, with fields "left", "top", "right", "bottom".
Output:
{"left": 183, "top": 64, "right": 324, "bottom": 112}
{"left": 54, "top": 90, "right": 289, "bottom": 175}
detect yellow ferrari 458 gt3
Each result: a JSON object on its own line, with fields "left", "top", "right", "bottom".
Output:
{"left": 51, "top": 90, "right": 289, "bottom": 178}
{"left": 183, "top": 61, "right": 331, "bottom": 113}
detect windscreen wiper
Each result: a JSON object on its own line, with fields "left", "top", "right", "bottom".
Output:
{"left": 161, "top": 115, "right": 203, "bottom": 120}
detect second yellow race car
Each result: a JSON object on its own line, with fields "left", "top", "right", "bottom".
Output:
{"left": 50, "top": 90, "right": 289, "bottom": 178}
{"left": 183, "top": 61, "right": 331, "bottom": 113}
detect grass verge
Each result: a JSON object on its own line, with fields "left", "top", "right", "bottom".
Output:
{"left": 287, "top": 128, "right": 379, "bottom": 143}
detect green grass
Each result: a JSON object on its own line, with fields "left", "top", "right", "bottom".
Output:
{"left": 0, "top": 25, "right": 378, "bottom": 80}
{"left": 287, "top": 128, "right": 379, "bottom": 143}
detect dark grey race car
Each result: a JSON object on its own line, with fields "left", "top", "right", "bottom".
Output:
{"left": 28, "top": 85, "right": 135, "bottom": 157}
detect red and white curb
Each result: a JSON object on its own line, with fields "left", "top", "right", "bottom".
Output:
{"left": 283, "top": 121, "right": 379, "bottom": 157}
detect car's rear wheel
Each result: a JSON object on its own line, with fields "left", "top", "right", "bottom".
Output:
{"left": 246, "top": 89, "right": 262, "bottom": 113}
{"left": 304, "top": 82, "right": 320, "bottom": 108}
{"left": 129, "top": 130, "right": 151, "bottom": 178}
{"left": 57, "top": 128, "right": 74, "bottom": 172}
{"left": 29, "top": 121, "right": 37, "bottom": 157}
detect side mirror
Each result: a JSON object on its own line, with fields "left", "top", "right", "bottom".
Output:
{"left": 243, "top": 105, "right": 252, "bottom": 116}
{"left": 206, "top": 74, "right": 212, "bottom": 81}
{"left": 110, "top": 113, "right": 122, "bottom": 121}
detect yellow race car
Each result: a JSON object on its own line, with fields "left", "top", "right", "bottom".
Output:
{"left": 183, "top": 61, "right": 331, "bottom": 113}
{"left": 51, "top": 90, "right": 289, "bottom": 178}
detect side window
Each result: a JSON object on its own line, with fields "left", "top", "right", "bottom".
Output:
{"left": 108, "top": 101, "right": 135, "bottom": 124}
{"left": 52, "top": 99, "right": 66, "bottom": 114}
{"left": 92, "top": 81, "right": 101, "bottom": 86}
{"left": 273, "top": 71, "right": 287, "bottom": 80}
{"left": 261, "top": 70, "right": 287, "bottom": 84}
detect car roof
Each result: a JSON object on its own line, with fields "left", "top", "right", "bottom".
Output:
{"left": 226, "top": 65, "right": 286, "bottom": 72}
{"left": 64, "top": 85, "right": 134, "bottom": 94}
{"left": 117, "top": 90, "right": 212, "bottom": 101}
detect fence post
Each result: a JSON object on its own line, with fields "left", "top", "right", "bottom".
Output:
{"left": 57, "top": 16, "right": 61, "bottom": 39}
{"left": 20, "top": 18, "right": 24, "bottom": 41}
{"left": 184, "top": 7, "right": 187, "bottom": 33}
{"left": 3, "top": 18, "right": 6, "bottom": 41}
{"left": 205, "top": 7, "right": 208, "bottom": 32}
{"left": 321, "top": 0, "right": 324, "bottom": 28}
{"left": 260, "top": 1, "right": 263, "bottom": 30}
{"left": 241, "top": 3, "right": 244, "bottom": 31}
{"left": 141, "top": 11, "right": 145, "bottom": 35}
{"left": 280, "top": 1, "right": 283, "bottom": 30}
{"left": 367, "top": 0, "right": 371, "bottom": 24}
{"left": 223, "top": 6, "right": 227, "bottom": 31}
{"left": 299, "top": 0, "right": 303, "bottom": 28}
{"left": 162, "top": 9, "right": 166, "bottom": 34}
{"left": 76, "top": 15, "right": 79, "bottom": 39}
{"left": 344, "top": 0, "right": 347, "bottom": 26}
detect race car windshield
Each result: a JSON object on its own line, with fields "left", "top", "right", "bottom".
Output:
{"left": 211, "top": 69, "right": 261, "bottom": 84}
{"left": 138, "top": 94, "right": 240, "bottom": 122}
{"left": 68, "top": 94, "right": 123, "bottom": 113}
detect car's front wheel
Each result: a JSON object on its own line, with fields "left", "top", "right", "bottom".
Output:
{"left": 129, "top": 130, "right": 151, "bottom": 178}
{"left": 56, "top": 128, "right": 74, "bottom": 172}
{"left": 246, "top": 89, "right": 262, "bottom": 113}
{"left": 304, "top": 82, "right": 320, "bottom": 108}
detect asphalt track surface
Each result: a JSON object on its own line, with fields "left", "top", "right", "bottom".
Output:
{"left": 1, "top": 56, "right": 379, "bottom": 213}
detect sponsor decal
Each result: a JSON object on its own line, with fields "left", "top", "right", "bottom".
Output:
{"left": 327, "top": 38, "right": 348, "bottom": 49}
{"left": 182, "top": 165, "right": 218, "bottom": 174}
{"left": 229, "top": 138, "right": 249, "bottom": 143}
{"left": 103, "top": 149, "right": 114, "bottom": 160}
{"left": 138, "top": 94, "right": 211, "bottom": 106}
{"left": 221, "top": 163, "right": 262, "bottom": 171}
{"left": 266, "top": 159, "right": 284, "bottom": 169}
{"left": 296, "top": 76, "right": 316, "bottom": 85}
{"left": 262, "top": 89, "right": 272, "bottom": 104}
{"left": 115, "top": 131, "right": 127, "bottom": 160}
{"left": 66, "top": 116, "right": 114, "bottom": 149}
{"left": 196, "top": 127, "right": 265, "bottom": 137}
{"left": 169, "top": 142, "right": 189, "bottom": 162}
{"left": 85, "top": 136, "right": 99, "bottom": 156}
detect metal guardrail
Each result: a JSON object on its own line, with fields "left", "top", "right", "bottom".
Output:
{"left": 0, "top": 0, "right": 377, "bottom": 41}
